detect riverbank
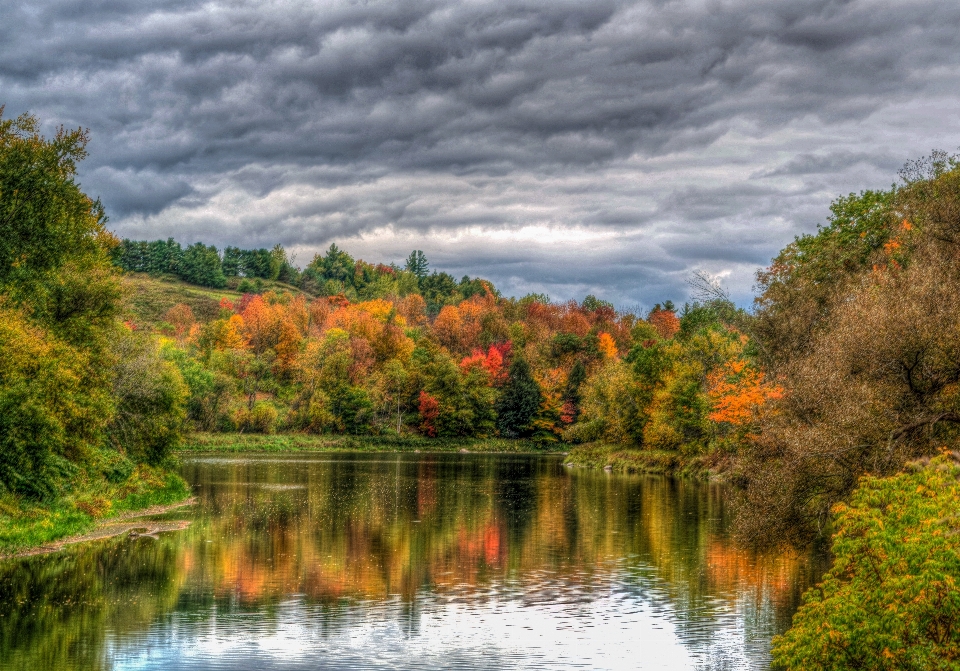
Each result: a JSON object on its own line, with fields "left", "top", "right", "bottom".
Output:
{"left": 0, "top": 466, "right": 191, "bottom": 557}
{"left": 179, "top": 433, "right": 723, "bottom": 479}
{"left": 562, "top": 442, "right": 724, "bottom": 479}
{"left": 177, "top": 432, "right": 564, "bottom": 454}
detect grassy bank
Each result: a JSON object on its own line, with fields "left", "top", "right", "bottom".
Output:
{"left": 0, "top": 466, "right": 191, "bottom": 557}
{"left": 180, "top": 434, "right": 722, "bottom": 479}
{"left": 178, "top": 432, "right": 564, "bottom": 454}
{"left": 563, "top": 442, "right": 723, "bottom": 478}
{"left": 122, "top": 272, "right": 306, "bottom": 328}
{"left": 180, "top": 434, "right": 724, "bottom": 479}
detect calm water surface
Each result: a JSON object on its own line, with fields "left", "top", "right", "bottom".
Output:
{"left": 0, "top": 452, "right": 828, "bottom": 670}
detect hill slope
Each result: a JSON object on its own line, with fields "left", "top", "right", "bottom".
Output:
{"left": 122, "top": 273, "right": 307, "bottom": 328}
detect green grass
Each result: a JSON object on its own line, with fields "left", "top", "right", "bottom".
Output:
{"left": 110, "top": 470, "right": 191, "bottom": 514}
{"left": 122, "top": 272, "right": 307, "bottom": 327}
{"left": 0, "top": 503, "right": 93, "bottom": 556}
{"left": 178, "top": 432, "right": 564, "bottom": 454}
{"left": 0, "top": 466, "right": 191, "bottom": 556}
{"left": 563, "top": 442, "right": 718, "bottom": 478}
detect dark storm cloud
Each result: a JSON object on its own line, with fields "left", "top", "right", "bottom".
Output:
{"left": 3, "top": 0, "right": 960, "bottom": 306}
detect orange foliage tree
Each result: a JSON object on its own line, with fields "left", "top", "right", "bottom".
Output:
{"left": 597, "top": 332, "right": 618, "bottom": 359}
{"left": 648, "top": 308, "right": 680, "bottom": 340}
{"left": 707, "top": 360, "right": 783, "bottom": 428}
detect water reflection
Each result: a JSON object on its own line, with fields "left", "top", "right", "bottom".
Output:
{"left": 0, "top": 453, "right": 828, "bottom": 670}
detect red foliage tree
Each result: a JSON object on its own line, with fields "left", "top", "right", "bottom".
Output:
{"left": 648, "top": 308, "right": 680, "bottom": 339}
{"left": 418, "top": 391, "right": 440, "bottom": 437}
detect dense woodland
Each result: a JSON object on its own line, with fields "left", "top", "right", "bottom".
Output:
{"left": 4, "top": 109, "right": 960, "bottom": 666}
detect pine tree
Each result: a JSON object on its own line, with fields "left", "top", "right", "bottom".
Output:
{"left": 405, "top": 250, "right": 429, "bottom": 279}
{"left": 180, "top": 243, "right": 226, "bottom": 288}
{"left": 561, "top": 358, "right": 587, "bottom": 423}
{"left": 495, "top": 355, "right": 543, "bottom": 438}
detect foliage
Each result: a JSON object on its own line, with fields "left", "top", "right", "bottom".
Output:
{"left": 707, "top": 360, "right": 782, "bottom": 428}
{"left": 739, "top": 155, "right": 960, "bottom": 546}
{"left": 235, "top": 402, "right": 279, "bottom": 434}
{"left": 772, "top": 456, "right": 960, "bottom": 670}
{"left": 0, "top": 110, "right": 189, "bottom": 528}
{"left": 116, "top": 239, "right": 300, "bottom": 289}
{"left": 180, "top": 242, "right": 226, "bottom": 288}
{"left": 0, "top": 305, "right": 111, "bottom": 499}
{"left": 0, "top": 109, "right": 112, "bottom": 303}
{"left": 753, "top": 187, "right": 897, "bottom": 363}
{"left": 568, "top": 360, "right": 640, "bottom": 444}
{"left": 115, "top": 240, "right": 765, "bottom": 454}
{"left": 405, "top": 249, "right": 429, "bottom": 278}
{"left": 109, "top": 331, "right": 189, "bottom": 464}
{"left": 419, "top": 391, "right": 440, "bottom": 437}
{"left": 495, "top": 356, "right": 543, "bottom": 438}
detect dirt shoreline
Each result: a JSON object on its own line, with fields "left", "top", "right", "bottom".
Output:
{"left": 2, "top": 497, "right": 197, "bottom": 559}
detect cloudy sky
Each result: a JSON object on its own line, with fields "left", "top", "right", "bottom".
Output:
{"left": 4, "top": 0, "right": 960, "bottom": 308}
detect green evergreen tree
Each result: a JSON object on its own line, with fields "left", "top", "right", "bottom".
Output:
{"left": 495, "top": 355, "right": 543, "bottom": 438}
{"left": 405, "top": 249, "right": 429, "bottom": 279}
{"left": 245, "top": 248, "right": 273, "bottom": 279}
{"left": 420, "top": 271, "right": 459, "bottom": 316}
{"left": 562, "top": 358, "right": 588, "bottom": 422}
{"left": 222, "top": 246, "right": 243, "bottom": 276}
{"left": 180, "top": 243, "right": 225, "bottom": 288}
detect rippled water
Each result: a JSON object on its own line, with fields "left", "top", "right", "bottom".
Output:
{"left": 0, "top": 452, "right": 828, "bottom": 670}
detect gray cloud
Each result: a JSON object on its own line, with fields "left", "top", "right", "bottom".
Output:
{"left": 4, "top": 0, "right": 960, "bottom": 309}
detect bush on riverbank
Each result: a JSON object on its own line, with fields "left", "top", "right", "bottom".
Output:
{"left": 0, "top": 465, "right": 189, "bottom": 555}
{"left": 562, "top": 442, "right": 719, "bottom": 477}
{"left": 178, "top": 432, "right": 557, "bottom": 454}
{"left": 772, "top": 455, "right": 960, "bottom": 670}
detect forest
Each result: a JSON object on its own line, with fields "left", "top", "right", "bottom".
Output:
{"left": 4, "top": 108, "right": 960, "bottom": 667}
{"left": 112, "top": 236, "right": 762, "bottom": 451}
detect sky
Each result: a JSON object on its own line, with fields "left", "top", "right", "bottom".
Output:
{"left": 3, "top": 0, "right": 960, "bottom": 309}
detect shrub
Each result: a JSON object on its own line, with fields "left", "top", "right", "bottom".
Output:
{"left": 236, "top": 402, "right": 278, "bottom": 433}
{"left": 110, "top": 331, "right": 189, "bottom": 465}
{"left": 0, "top": 305, "right": 112, "bottom": 499}
{"left": 772, "top": 455, "right": 960, "bottom": 670}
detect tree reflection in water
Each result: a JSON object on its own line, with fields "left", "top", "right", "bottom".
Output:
{"left": 0, "top": 453, "right": 828, "bottom": 670}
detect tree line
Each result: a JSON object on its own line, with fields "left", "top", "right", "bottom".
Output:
{"left": 148, "top": 250, "right": 764, "bottom": 455}
{"left": 114, "top": 238, "right": 493, "bottom": 317}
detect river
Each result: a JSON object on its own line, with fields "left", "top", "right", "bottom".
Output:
{"left": 0, "top": 452, "right": 828, "bottom": 670}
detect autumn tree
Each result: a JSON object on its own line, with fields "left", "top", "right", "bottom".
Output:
{"left": 560, "top": 358, "right": 587, "bottom": 424}
{"left": 0, "top": 110, "right": 112, "bottom": 302}
{"left": 707, "top": 360, "right": 782, "bottom": 429}
{"left": 0, "top": 305, "right": 112, "bottom": 498}
{"left": 418, "top": 391, "right": 440, "bottom": 437}
{"left": 568, "top": 359, "right": 641, "bottom": 444}
{"left": 737, "top": 154, "right": 960, "bottom": 547}
{"left": 0, "top": 110, "right": 161, "bottom": 497}
{"left": 109, "top": 331, "right": 188, "bottom": 464}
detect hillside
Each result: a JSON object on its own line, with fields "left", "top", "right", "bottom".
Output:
{"left": 122, "top": 273, "right": 308, "bottom": 328}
